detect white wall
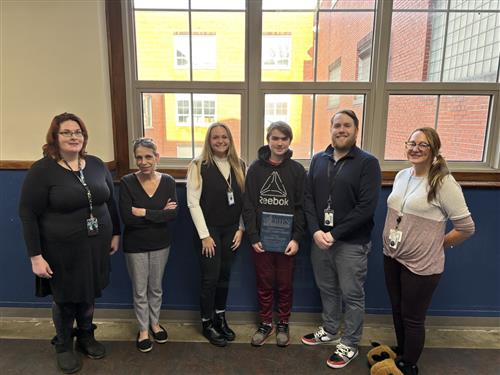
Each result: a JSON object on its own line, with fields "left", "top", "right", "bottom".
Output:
{"left": 0, "top": 0, "right": 114, "bottom": 161}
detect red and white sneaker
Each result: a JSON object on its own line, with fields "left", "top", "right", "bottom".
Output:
{"left": 326, "top": 343, "right": 359, "bottom": 368}
{"left": 301, "top": 326, "right": 340, "bottom": 346}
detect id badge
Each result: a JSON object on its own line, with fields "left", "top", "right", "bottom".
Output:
{"left": 227, "top": 190, "right": 235, "bottom": 206}
{"left": 389, "top": 228, "right": 402, "bottom": 249}
{"left": 86, "top": 217, "right": 99, "bottom": 237}
{"left": 324, "top": 208, "right": 334, "bottom": 227}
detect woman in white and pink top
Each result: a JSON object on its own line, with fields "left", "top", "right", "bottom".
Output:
{"left": 382, "top": 127, "right": 475, "bottom": 375}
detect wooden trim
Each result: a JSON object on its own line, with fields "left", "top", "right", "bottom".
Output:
{"left": 0, "top": 160, "right": 117, "bottom": 171}
{"left": 1, "top": 161, "right": 498, "bottom": 187}
{"left": 382, "top": 170, "right": 500, "bottom": 188}
{"left": 105, "top": 0, "right": 130, "bottom": 178}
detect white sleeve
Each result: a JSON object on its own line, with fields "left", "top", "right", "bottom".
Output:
{"left": 437, "top": 174, "right": 471, "bottom": 220}
{"left": 186, "top": 164, "right": 210, "bottom": 239}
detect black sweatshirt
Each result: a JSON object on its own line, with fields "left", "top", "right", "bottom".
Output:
{"left": 119, "top": 173, "right": 178, "bottom": 252}
{"left": 304, "top": 144, "right": 381, "bottom": 244}
{"left": 243, "top": 145, "right": 306, "bottom": 245}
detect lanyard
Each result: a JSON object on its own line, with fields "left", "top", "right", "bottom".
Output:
{"left": 214, "top": 159, "right": 233, "bottom": 192}
{"left": 63, "top": 158, "right": 95, "bottom": 217}
{"left": 326, "top": 159, "right": 345, "bottom": 208}
{"left": 395, "top": 170, "right": 423, "bottom": 228}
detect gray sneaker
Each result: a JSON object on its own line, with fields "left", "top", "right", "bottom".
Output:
{"left": 251, "top": 323, "right": 274, "bottom": 346}
{"left": 276, "top": 322, "right": 290, "bottom": 347}
{"left": 301, "top": 326, "right": 340, "bottom": 345}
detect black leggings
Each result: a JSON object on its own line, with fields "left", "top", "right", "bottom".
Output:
{"left": 196, "top": 224, "right": 238, "bottom": 320}
{"left": 384, "top": 256, "right": 441, "bottom": 365}
{"left": 52, "top": 301, "right": 95, "bottom": 343}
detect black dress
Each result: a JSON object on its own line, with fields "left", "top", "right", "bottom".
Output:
{"left": 19, "top": 155, "right": 120, "bottom": 303}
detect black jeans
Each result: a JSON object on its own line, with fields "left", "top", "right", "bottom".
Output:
{"left": 52, "top": 301, "right": 94, "bottom": 345}
{"left": 195, "top": 224, "right": 238, "bottom": 320}
{"left": 384, "top": 256, "right": 441, "bottom": 365}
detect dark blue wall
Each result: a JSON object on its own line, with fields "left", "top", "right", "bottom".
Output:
{"left": 1, "top": 170, "right": 499, "bottom": 316}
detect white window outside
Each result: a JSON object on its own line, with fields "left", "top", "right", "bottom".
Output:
{"left": 176, "top": 94, "right": 216, "bottom": 127}
{"left": 265, "top": 94, "right": 290, "bottom": 125}
{"left": 262, "top": 35, "right": 291, "bottom": 70}
{"left": 174, "top": 35, "right": 216, "bottom": 69}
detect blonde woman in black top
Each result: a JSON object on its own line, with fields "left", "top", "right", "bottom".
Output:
{"left": 187, "top": 122, "right": 246, "bottom": 347}
{"left": 119, "top": 138, "right": 178, "bottom": 352}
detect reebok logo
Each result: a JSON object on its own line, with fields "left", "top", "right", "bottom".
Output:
{"left": 259, "top": 171, "right": 289, "bottom": 206}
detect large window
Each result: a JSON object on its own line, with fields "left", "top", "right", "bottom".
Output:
{"left": 117, "top": 0, "right": 500, "bottom": 180}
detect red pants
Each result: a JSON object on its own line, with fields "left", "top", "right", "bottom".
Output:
{"left": 252, "top": 251, "right": 295, "bottom": 324}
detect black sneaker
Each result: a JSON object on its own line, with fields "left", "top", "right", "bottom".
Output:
{"left": 251, "top": 323, "right": 274, "bottom": 347}
{"left": 136, "top": 332, "right": 153, "bottom": 353}
{"left": 150, "top": 324, "right": 168, "bottom": 344}
{"left": 276, "top": 321, "right": 290, "bottom": 347}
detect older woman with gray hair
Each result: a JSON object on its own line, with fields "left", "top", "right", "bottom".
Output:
{"left": 119, "top": 138, "right": 178, "bottom": 353}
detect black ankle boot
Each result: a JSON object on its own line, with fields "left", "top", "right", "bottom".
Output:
{"left": 214, "top": 312, "right": 236, "bottom": 341}
{"left": 51, "top": 335, "right": 81, "bottom": 374}
{"left": 74, "top": 324, "right": 106, "bottom": 359}
{"left": 202, "top": 319, "right": 227, "bottom": 347}
{"left": 396, "top": 358, "right": 419, "bottom": 375}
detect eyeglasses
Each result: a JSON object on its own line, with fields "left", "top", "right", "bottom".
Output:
{"left": 132, "top": 138, "right": 155, "bottom": 146}
{"left": 59, "top": 130, "right": 84, "bottom": 138}
{"left": 405, "top": 141, "right": 431, "bottom": 150}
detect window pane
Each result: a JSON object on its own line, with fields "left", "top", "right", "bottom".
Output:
{"left": 264, "top": 94, "right": 313, "bottom": 159}
{"left": 191, "top": 12, "right": 245, "bottom": 81}
{"left": 385, "top": 95, "right": 438, "bottom": 160}
{"left": 393, "top": 0, "right": 447, "bottom": 9}
{"left": 442, "top": 12, "right": 500, "bottom": 82}
{"left": 263, "top": 0, "right": 317, "bottom": 10}
{"left": 437, "top": 95, "right": 489, "bottom": 161}
{"left": 134, "top": 0, "right": 189, "bottom": 9}
{"left": 389, "top": 12, "right": 446, "bottom": 82}
{"left": 390, "top": 6, "right": 499, "bottom": 82}
{"left": 317, "top": 12, "right": 374, "bottom": 81}
{"left": 191, "top": 0, "right": 245, "bottom": 10}
{"left": 142, "top": 93, "right": 241, "bottom": 158}
{"left": 313, "top": 95, "right": 365, "bottom": 155}
{"left": 135, "top": 11, "right": 190, "bottom": 80}
{"left": 449, "top": 0, "right": 500, "bottom": 11}
{"left": 192, "top": 94, "right": 241, "bottom": 155}
{"left": 319, "top": 0, "right": 376, "bottom": 10}
{"left": 262, "top": 12, "right": 315, "bottom": 81}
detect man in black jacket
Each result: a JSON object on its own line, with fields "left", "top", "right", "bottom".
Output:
{"left": 301, "top": 110, "right": 381, "bottom": 369}
{"left": 243, "top": 121, "right": 306, "bottom": 348}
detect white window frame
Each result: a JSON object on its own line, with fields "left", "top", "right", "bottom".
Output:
{"left": 142, "top": 94, "right": 153, "bottom": 129}
{"left": 121, "top": 0, "right": 500, "bottom": 176}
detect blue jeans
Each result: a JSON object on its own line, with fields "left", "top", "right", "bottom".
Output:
{"left": 311, "top": 240, "right": 371, "bottom": 347}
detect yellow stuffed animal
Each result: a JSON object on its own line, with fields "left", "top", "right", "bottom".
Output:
{"left": 366, "top": 341, "right": 397, "bottom": 367}
{"left": 370, "top": 358, "right": 403, "bottom": 375}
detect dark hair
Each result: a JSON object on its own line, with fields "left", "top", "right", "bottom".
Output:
{"left": 42, "top": 112, "right": 88, "bottom": 160}
{"left": 132, "top": 137, "right": 158, "bottom": 155}
{"left": 409, "top": 127, "right": 449, "bottom": 203}
{"left": 266, "top": 121, "right": 293, "bottom": 142}
{"left": 331, "top": 109, "right": 359, "bottom": 128}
